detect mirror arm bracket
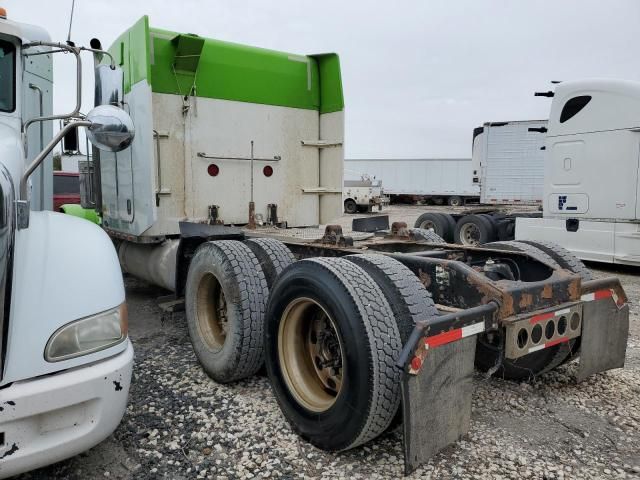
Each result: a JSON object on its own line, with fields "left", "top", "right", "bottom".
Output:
{"left": 17, "top": 120, "right": 91, "bottom": 230}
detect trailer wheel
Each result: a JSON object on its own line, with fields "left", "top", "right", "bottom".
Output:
{"left": 346, "top": 254, "right": 438, "bottom": 342}
{"left": 454, "top": 214, "right": 495, "bottom": 245}
{"left": 447, "top": 195, "right": 463, "bottom": 207}
{"left": 413, "top": 213, "right": 454, "bottom": 242}
{"left": 409, "top": 228, "right": 446, "bottom": 243}
{"left": 244, "top": 238, "right": 295, "bottom": 289}
{"left": 185, "top": 240, "right": 268, "bottom": 383}
{"left": 344, "top": 199, "right": 357, "bottom": 214}
{"left": 475, "top": 241, "right": 573, "bottom": 380}
{"left": 265, "top": 258, "right": 402, "bottom": 451}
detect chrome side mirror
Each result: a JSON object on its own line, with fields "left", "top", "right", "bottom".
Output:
{"left": 86, "top": 105, "right": 135, "bottom": 152}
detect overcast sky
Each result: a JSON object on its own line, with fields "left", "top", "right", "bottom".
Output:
{"left": 6, "top": 0, "right": 640, "bottom": 158}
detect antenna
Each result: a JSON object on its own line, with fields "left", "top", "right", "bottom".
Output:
{"left": 66, "top": 0, "right": 76, "bottom": 46}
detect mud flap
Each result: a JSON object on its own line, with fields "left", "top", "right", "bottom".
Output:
{"left": 577, "top": 300, "right": 629, "bottom": 382}
{"left": 401, "top": 336, "right": 476, "bottom": 474}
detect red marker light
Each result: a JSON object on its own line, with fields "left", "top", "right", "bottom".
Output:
{"left": 263, "top": 165, "right": 273, "bottom": 177}
{"left": 207, "top": 164, "right": 219, "bottom": 176}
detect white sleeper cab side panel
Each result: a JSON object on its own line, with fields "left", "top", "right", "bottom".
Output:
{"left": 318, "top": 110, "right": 344, "bottom": 224}
{"left": 545, "top": 130, "right": 639, "bottom": 220}
{"left": 544, "top": 79, "right": 640, "bottom": 222}
{"left": 100, "top": 82, "right": 156, "bottom": 236}
{"left": 516, "top": 216, "right": 640, "bottom": 265}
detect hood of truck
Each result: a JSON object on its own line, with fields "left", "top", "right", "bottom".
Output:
{"left": 1, "top": 211, "right": 126, "bottom": 385}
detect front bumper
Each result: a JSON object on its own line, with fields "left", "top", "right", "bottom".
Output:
{"left": 0, "top": 340, "right": 134, "bottom": 479}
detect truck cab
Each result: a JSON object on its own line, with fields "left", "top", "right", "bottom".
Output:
{"left": 0, "top": 10, "right": 135, "bottom": 477}
{"left": 516, "top": 79, "right": 640, "bottom": 265}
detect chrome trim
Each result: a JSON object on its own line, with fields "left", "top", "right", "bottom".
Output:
{"left": 0, "top": 164, "right": 15, "bottom": 380}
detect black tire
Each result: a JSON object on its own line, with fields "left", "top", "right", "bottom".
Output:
{"left": 185, "top": 240, "right": 269, "bottom": 383}
{"left": 346, "top": 254, "right": 439, "bottom": 431}
{"left": 475, "top": 241, "right": 572, "bottom": 380}
{"left": 344, "top": 199, "right": 357, "bottom": 214}
{"left": 482, "top": 240, "right": 561, "bottom": 269}
{"left": 408, "top": 228, "right": 446, "bottom": 243}
{"left": 244, "top": 238, "right": 295, "bottom": 289}
{"left": 413, "top": 212, "right": 454, "bottom": 242}
{"left": 447, "top": 195, "right": 463, "bottom": 207}
{"left": 265, "top": 258, "right": 402, "bottom": 451}
{"left": 516, "top": 240, "right": 592, "bottom": 281}
{"left": 440, "top": 213, "right": 457, "bottom": 240}
{"left": 454, "top": 214, "right": 495, "bottom": 245}
{"left": 432, "top": 197, "right": 444, "bottom": 205}
{"left": 346, "top": 254, "right": 439, "bottom": 343}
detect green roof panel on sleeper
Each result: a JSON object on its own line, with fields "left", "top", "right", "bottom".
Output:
{"left": 107, "top": 16, "right": 344, "bottom": 113}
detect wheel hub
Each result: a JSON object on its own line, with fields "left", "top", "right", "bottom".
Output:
{"left": 460, "top": 223, "right": 481, "bottom": 245}
{"left": 278, "top": 297, "right": 345, "bottom": 412}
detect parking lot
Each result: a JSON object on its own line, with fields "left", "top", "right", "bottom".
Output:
{"left": 19, "top": 206, "right": 640, "bottom": 480}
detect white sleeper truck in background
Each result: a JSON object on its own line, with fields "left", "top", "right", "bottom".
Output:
{"left": 516, "top": 79, "right": 640, "bottom": 265}
{"left": 472, "top": 120, "right": 547, "bottom": 205}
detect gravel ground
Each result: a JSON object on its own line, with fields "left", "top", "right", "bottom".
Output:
{"left": 18, "top": 206, "right": 640, "bottom": 480}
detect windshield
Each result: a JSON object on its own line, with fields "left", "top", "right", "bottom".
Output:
{"left": 0, "top": 40, "right": 15, "bottom": 113}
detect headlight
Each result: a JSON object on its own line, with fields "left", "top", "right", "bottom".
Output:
{"left": 45, "top": 303, "right": 128, "bottom": 362}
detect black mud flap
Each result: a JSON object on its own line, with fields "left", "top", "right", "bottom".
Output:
{"left": 401, "top": 336, "right": 476, "bottom": 474}
{"left": 577, "top": 299, "right": 629, "bottom": 382}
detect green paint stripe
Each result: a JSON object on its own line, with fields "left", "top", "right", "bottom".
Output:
{"left": 108, "top": 16, "right": 343, "bottom": 113}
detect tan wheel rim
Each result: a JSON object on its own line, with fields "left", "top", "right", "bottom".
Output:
{"left": 278, "top": 297, "right": 344, "bottom": 412}
{"left": 196, "top": 272, "right": 228, "bottom": 351}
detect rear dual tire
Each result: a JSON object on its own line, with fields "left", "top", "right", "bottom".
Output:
{"left": 454, "top": 214, "right": 495, "bottom": 245}
{"left": 185, "top": 238, "right": 294, "bottom": 383}
{"left": 413, "top": 212, "right": 455, "bottom": 242}
{"left": 265, "top": 258, "right": 403, "bottom": 450}
{"left": 185, "top": 240, "right": 269, "bottom": 383}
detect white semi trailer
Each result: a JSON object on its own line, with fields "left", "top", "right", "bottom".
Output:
{"left": 0, "top": 10, "right": 135, "bottom": 478}
{"left": 472, "top": 119, "right": 547, "bottom": 205}
{"left": 417, "top": 79, "right": 640, "bottom": 266}
{"left": 79, "top": 17, "right": 630, "bottom": 474}
{"left": 344, "top": 158, "right": 479, "bottom": 206}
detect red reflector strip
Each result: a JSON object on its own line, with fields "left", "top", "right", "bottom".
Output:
{"left": 581, "top": 289, "right": 612, "bottom": 302}
{"left": 423, "top": 322, "right": 485, "bottom": 349}
{"left": 594, "top": 289, "right": 612, "bottom": 300}
{"left": 529, "top": 312, "right": 554, "bottom": 324}
{"left": 409, "top": 322, "right": 485, "bottom": 375}
{"left": 545, "top": 337, "right": 570, "bottom": 348}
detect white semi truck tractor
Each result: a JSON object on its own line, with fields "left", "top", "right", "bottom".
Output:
{"left": 516, "top": 79, "right": 640, "bottom": 265}
{"left": 81, "top": 16, "right": 630, "bottom": 474}
{"left": 417, "top": 79, "right": 640, "bottom": 266}
{"left": 0, "top": 10, "right": 135, "bottom": 477}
